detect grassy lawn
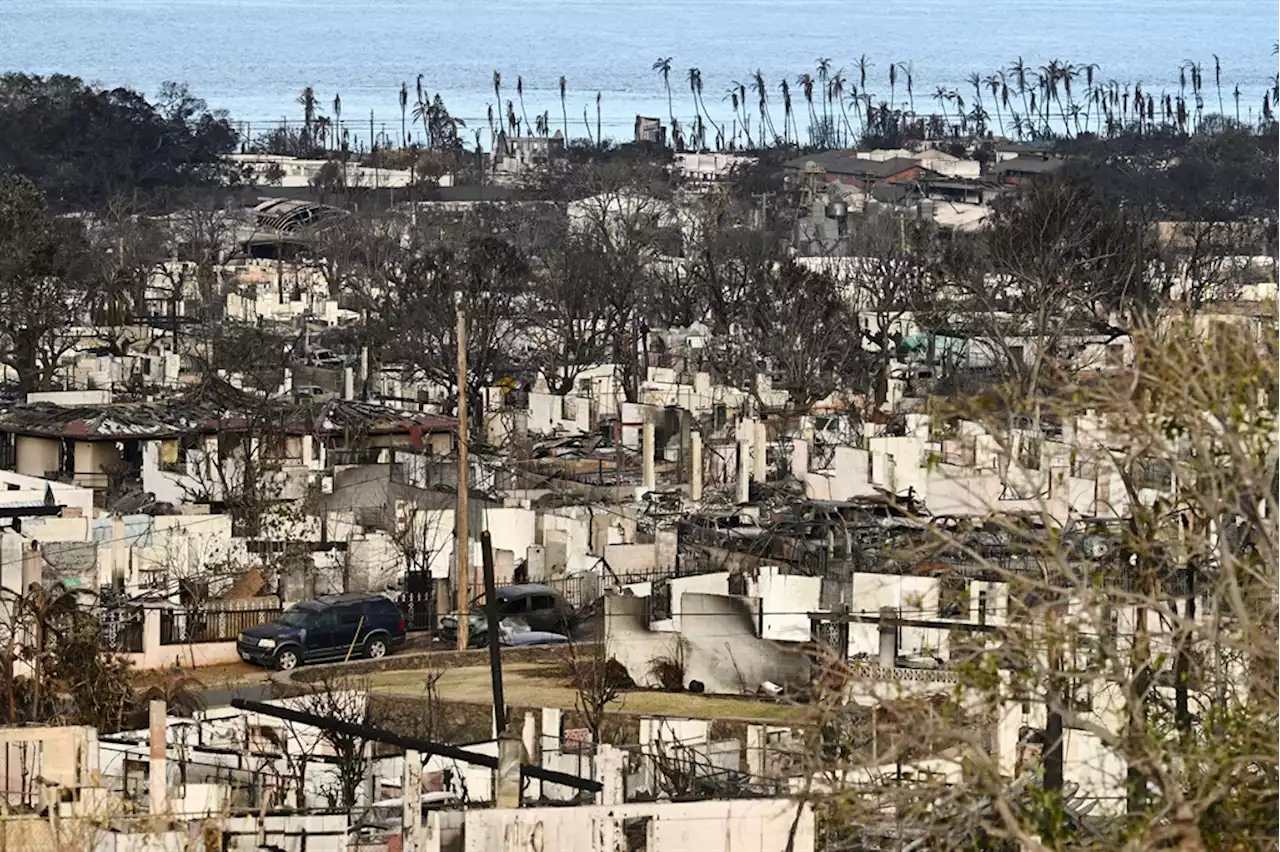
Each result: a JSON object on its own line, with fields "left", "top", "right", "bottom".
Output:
{"left": 364, "top": 660, "right": 807, "bottom": 723}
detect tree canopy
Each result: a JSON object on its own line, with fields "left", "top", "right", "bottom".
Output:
{"left": 0, "top": 74, "right": 238, "bottom": 209}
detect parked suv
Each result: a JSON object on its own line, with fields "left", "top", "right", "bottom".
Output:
{"left": 237, "top": 593, "right": 407, "bottom": 671}
{"left": 439, "top": 583, "right": 577, "bottom": 646}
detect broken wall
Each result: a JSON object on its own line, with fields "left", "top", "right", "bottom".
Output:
{"left": 606, "top": 593, "right": 809, "bottom": 695}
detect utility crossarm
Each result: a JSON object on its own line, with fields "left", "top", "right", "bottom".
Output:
{"left": 230, "top": 698, "right": 602, "bottom": 793}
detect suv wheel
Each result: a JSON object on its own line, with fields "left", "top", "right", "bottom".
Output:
{"left": 365, "top": 636, "right": 388, "bottom": 659}
{"left": 275, "top": 648, "right": 300, "bottom": 671}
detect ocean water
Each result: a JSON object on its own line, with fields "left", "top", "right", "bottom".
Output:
{"left": 2, "top": 0, "right": 1275, "bottom": 145}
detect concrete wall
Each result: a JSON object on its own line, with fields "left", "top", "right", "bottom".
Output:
{"left": 461, "top": 798, "right": 814, "bottom": 852}
{"left": 15, "top": 436, "right": 60, "bottom": 479}
{"left": 121, "top": 608, "right": 243, "bottom": 671}
{"left": 753, "top": 566, "right": 821, "bottom": 643}
{"left": 72, "top": 441, "right": 120, "bottom": 489}
{"left": 0, "top": 726, "right": 99, "bottom": 793}
{"left": 607, "top": 593, "right": 809, "bottom": 695}
{"left": 391, "top": 504, "right": 538, "bottom": 585}
{"left": 0, "top": 471, "right": 93, "bottom": 519}
{"left": 527, "top": 391, "right": 593, "bottom": 435}
{"left": 804, "top": 446, "right": 876, "bottom": 501}
{"left": 25, "top": 390, "right": 113, "bottom": 405}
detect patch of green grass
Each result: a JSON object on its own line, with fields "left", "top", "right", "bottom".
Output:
{"left": 365, "top": 662, "right": 806, "bottom": 723}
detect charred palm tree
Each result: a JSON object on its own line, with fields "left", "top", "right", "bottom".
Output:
{"left": 904, "top": 63, "right": 916, "bottom": 115}
{"left": 888, "top": 62, "right": 898, "bottom": 112}
{"left": 332, "top": 92, "right": 343, "bottom": 154}
{"left": 984, "top": 73, "right": 1006, "bottom": 136}
{"left": 687, "top": 68, "right": 722, "bottom": 146}
{"left": 727, "top": 83, "right": 747, "bottom": 145}
{"left": 595, "top": 91, "right": 602, "bottom": 146}
{"left": 752, "top": 70, "right": 779, "bottom": 146}
{"left": 855, "top": 54, "right": 873, "bottom": 100}
{"left": 412, "top": 95, "right": 430, "bottom": 146}
{"left": 829, "top": 69, "right": 852, "bottom": 145}
{"left": 1233, "top": 83, "right": 1241, "bottom": 123}
{"left": 723, "top": 86, "right": 740, "bottom": 146}
{"left": 687, "top": 68, "right": 704, "bottom": 135}
{"left": 297, "top": 86, "right": 319, "bottom": 150}
{"left": 968, "top": 72, "right": 984, "bottom": 125}
{"left": 653, "top": 57, "right": 675, "bottom": 136}
{"left": 1189, "top": 61, "right": 1204, "bottom": 130}
{"left": 492, "top": 71, "right": 502, "bottom": 123}
{"left": 1008, "top": 57, "right": 1032, "bottom": 125}
{"left": 797, "top": 73, "right": 817, "bottom": 145}
{"left": 399, "top": 81, "right": 409, "bottom": 147}
{"left": 1212, "top": 55, "right": 1224, "bottom": 118}
{"left": 559, "top": 76, "right": 568, "bottom": 139}
{"left": 517, "top": 76, "right": 532, "bottom": 135}
{"left": 816, "top": 57, "right": 833, "bottom": 130}
{"left": 779, "top": 78, "right": 794, "bottom": 145}
{"left": 933, "top": 86, "right": 950, "bottom": 135}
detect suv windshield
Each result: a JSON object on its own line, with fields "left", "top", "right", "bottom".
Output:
{"left": 278, "top": 607, "right": 318, "bottom": 628}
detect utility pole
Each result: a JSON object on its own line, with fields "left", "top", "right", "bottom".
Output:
{"left": 455, "top": 304, "right": 470, "bottom": 651}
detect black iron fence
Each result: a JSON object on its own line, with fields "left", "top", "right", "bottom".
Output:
{"left": 544, "top": 574, "right": 602, "bottom": 610}
{"left": 160, "top": 606, "right": 282, "bottom": 645}
{"left": 396, "top": 571, "right": 436, "bottom": 632}
{"left": 102, "top": 609, "right": 145, "bottom": 653}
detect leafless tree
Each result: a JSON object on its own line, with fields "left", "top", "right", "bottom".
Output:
{"left": 84, "top": 197, "right": 170, "bottom": 357}
{"left": 565, "top": 641, "right": 626, "bottom": 748}
{"left": 290, "top": 677, "right": 376, "bottom": 811}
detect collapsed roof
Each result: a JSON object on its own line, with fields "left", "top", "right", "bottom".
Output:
{"left": 0, "top": 378, "right": 454, "bottom": 441}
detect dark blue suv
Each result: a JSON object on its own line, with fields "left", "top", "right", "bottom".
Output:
{"left": 237, "top": 593, "right": 407, "bottom": 671}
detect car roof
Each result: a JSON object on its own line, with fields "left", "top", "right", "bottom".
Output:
{"left": 311, "top": 593, "right": 391, "bottom": 606}
{"left": 495, "top": 583, "right": 559, "bottom": 599}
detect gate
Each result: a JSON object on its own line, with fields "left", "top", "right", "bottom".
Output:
{"left": 397, "top": 571, "right": 436, "bottom": 632}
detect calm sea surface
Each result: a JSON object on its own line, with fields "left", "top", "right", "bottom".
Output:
{"left": 2, "top": 0, "right": 1275, "bottom": 143}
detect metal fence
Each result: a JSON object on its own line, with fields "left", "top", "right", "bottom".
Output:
{"left": 396, "top": 570, "right": 437, "bottom": 632}
{"left": 102, "top": 609, "right": 145, "bottom": 653}
{"left": 160, "top": 606, "right": 282, "bottom": 645}
{"left": 544, "top": 574, "right": 602, "bottom": 610}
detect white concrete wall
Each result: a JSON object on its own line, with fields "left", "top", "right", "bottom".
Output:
{"left": 667, "top": 572, "right": 731, "bottom": 631}
{"left": 462, "top": 798, "right": 814, "bottom": 852}
{"left": 25, "top": 390, "right": 113, "bottom": 405}
{"left": 607, "top": 593, "right": 809, "bottom": 695}
{"left": 0, "top": 471, "right": 93, "bottom": 519}
{"left": 804, "top": 446, "right": 876, "bottom": 501}
{"left": 752, "top": 566, "right": 821, "bottom": 643}
{"left": 527, "top": 391, "right": 593, "bottom": 435}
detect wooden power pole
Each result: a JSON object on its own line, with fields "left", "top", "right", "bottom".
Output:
{"left": 455, "top": 304, "right": 470, "bottom": 651}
